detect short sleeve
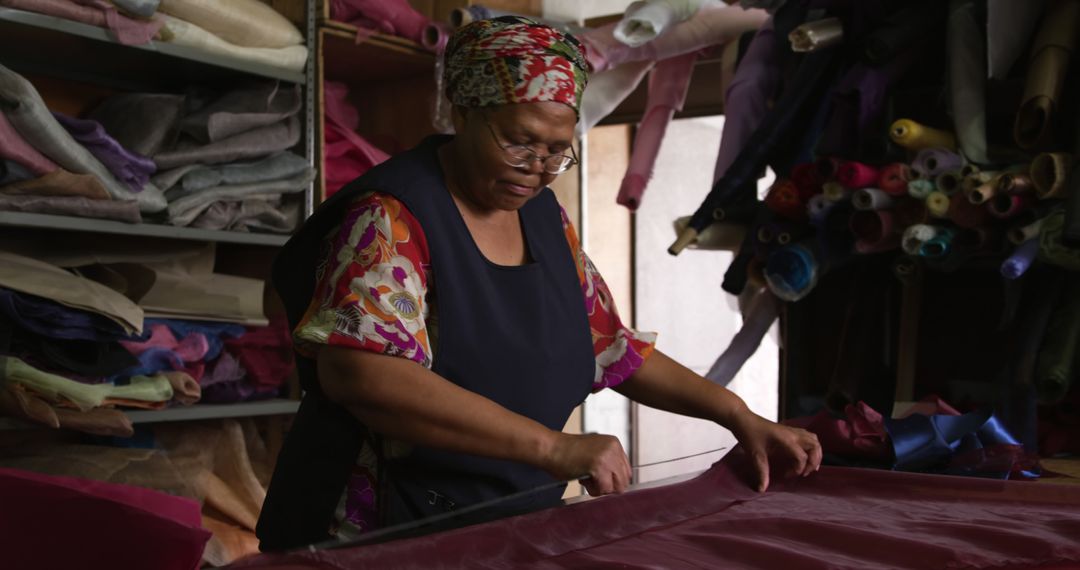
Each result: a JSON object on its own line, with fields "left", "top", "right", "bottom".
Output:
{"left": 559, "top": 207, "right": 657, "bottom": 391}
{"left": 293, "top": 192, "right": 434, "bottom": 368}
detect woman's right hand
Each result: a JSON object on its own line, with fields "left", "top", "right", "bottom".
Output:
{"left": 542, "top": 432, "right": 632, "bottom": 496}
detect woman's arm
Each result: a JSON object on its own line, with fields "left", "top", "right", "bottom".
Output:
{"left": 317, "top": 345, "right": 633, "bottom": 495}
{"left": 614, "top": 348, "right": 821, "bottom": 491}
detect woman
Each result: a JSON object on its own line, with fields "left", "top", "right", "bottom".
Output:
{"left": 257, "top": 16, "right": 821, "bottom": 551}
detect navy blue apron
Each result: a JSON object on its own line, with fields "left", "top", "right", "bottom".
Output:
{"left": 257, "top": 135, "right": 594, "bottom": 550}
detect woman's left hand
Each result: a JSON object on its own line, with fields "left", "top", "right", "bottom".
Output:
{"left": 728, "top": 409, "right": 822, "bottom": 492}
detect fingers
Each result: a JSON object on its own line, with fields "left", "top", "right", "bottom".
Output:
{"left": 804, "top": 432, "right": 822, "bottom": 476}
{"left": 753, "top": 451, "right": 770, "bottom": 493}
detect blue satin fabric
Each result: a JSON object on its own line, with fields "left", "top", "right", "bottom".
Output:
{"left": 885, "top": 410, "right": 1038, "bottom": 479}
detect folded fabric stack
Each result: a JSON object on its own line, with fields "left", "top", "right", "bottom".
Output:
{"left": 0, "top": 0, "right": 164, "bottom": 45}
{"left": 0, "top": 243, "right": 295, "bottom": 436}
{"left": 0, "top": 63, "right": 168, "bottom": 222}
{"left": 157, "top": 0, "right": 308, "bottom": 73}
{"left": 146, "top": 80, "right": 315, "bottom": 232}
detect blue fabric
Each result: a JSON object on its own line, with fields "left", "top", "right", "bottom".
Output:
{"left": 885, "top": 410, "right": 1036, "bottom": 479}
{"left": 0, "top": 287, "right": 134, "bottom": 341}
{"left": 765, "top": 244, "right": 819, "bottom": 301}
{"left": 145, "top": 318, "right": 244, "bottom": 361}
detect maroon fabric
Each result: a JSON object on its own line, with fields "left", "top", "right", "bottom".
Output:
{"left": 233, "top": 455, "right": 1080, "bottom": 569}
{"left": 785, "top": 401, "right": 891, "bottom": 460}
{"left": 0, "top": 467, "right": 211, "bottom": 570}
{"left": 224, "top": 315, "right": 294, "bottom": 389}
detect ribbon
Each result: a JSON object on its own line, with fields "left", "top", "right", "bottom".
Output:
{"left": 885, "top": 409, "right": 1037, "bottom": 479}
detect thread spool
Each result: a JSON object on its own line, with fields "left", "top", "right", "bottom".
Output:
{"left": 989, "top": 193, "right": 1034, "bottom": 219}
{"left": 926, "top": 191, "right": 951, "bottom": 218}
{"left": 889, "top": 119, "right": 957, "bottom": 151}
{"left": 934, "top": 171, "right": 963, "bottom": 195}
{"left": 852, "top": 187, "right": 893, "bottom": 211}
{"left": 907, "top": 178, "right": 936, "bottom": 199}
{"left": 823, "top": 181, "right": 850, "bottom": 202}
{"left": 836, "top": 161, "right": 881, "bottom": 189}
{"left": 902, "top": 224, "right": 939, "bottom": 255}
{"left": 878, "top": 163, "right": 912, "bottom": 196}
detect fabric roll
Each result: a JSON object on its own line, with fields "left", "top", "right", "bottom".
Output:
{"left": 190, "top": 195, "right": 300, "bottom": 234}
{"left": 613, "top": 0, "right": 708, "bottom": 48}
{"left": 1013, "top": 0, "right": 1080, "bottom": 150}
{"left": 705, "top": 288, "right": 778, "bottom": 386}
{"left": 153, "top": 116, "right": 300, "bottom": 171}
{"left": 966, "top": 176, "right": 1002, "bottom": 205}
{"left": 961, "top": 171, "right": 997, "bottom": 196}
{"left": 2, "top": 356, "right": 173, "bottom": 411}
{"left": 0, "top": 0, "right": 163, "bottom": 45}
{"left": 113, "top": 0, "right": 160, "bottom": 18}
{"left": 948, "top": 0, "right": 989, "bottom": 165}
{"left": 159, "top": 0, "right": 302, "bottom": 48}
{"left": 890, "top": 119, "right": 957, "bottom": 151}
{"left": 988, "top": 0, "right": 1048, "bottom": 79}
{"left": 822, "top": 181, "right": 850, "bottom": 202}
{"left": 901, "top": 224, "right": 939, "bottom": 256}
{"left": 174, "top": 152, "right": 310, "bottom": 195}
{"left": 0, "top": 169, "right": 109, "bottom": 200}
{"left": 918, "top": 227, "right": 955, "bottom": 259}
{"left": 947, "top": 191, "right": 992, "bottom": 228}
{"left": 0, "top": 110, "right": 58, "bottom": 175}
{"left": 1034, "top": 274, "right": 1080, "bottom": 403}
{"left": 1031, "top": 152, "right": 1073, "bottom": 199}
{"left": 764, "top": 242, "right": 819, "bottom": 301}
{"left": 1062, "top": 161, "right": 1080, "bottom": 245}
{"left": 672, "top": 217, "right": 745, "bottom": 251}
{"left": 806, "top": 194, "right": 834, "bottom": 226}
{"left": 0, "top": 194, "right": 141, "bottom": 223}
{"left": 850, "top": 210, "right": 899, "bottom": 253}
{"left": 160, "top": 16, "right": 308, "bottom": 73}
{"left": 330, "top": 0, "right": 429, "bottom": 45}
{"left": 167, "top": 169, "right": 312, "bottom": 227}
{"left": 763, "top": 179, "right": 806, "bottom": 221}
{"left": 0, "top": 65, "right": 166, "bottom": 213}
{"left": 422, "top": 21, "right": 451, "bottom": 53}
{"left": 789, "top": 16, "right": 842, "bottom": 52}
{"left": 1009, "top": 218, "right": 1044, "bottom": 245}
{"left": 877, "top": 163, "right": 911, "bottom": 196}
{"left": 1001, "top": 238, "right": 1040, "bottom": 280}
{"left": 0, "top": 251, "right": 143, "bottom": 334}
{"left": 617, "top": 53, "right": 697, "bottom": 210}
{"left": 912, "top": 148, "right": 965, "bottom": 178}
{"left": 852, "top": 187, "right": 893, "bottom": 211}
{"left": 907, "top": 178, "right": 937, "bottom": 200}
{"left": 933, "top": 171, "right": 963, "bottom": 195}
{"left": 836, "top": 161, "right": 880, "bottom": 189}
{"left": 579, "top": 61, "right": 655, "bottom": 133}
{"left": 179, "top": 82, "right": 302, "bottom": 144}
{"left": 999, "top": 172, "right": 1035, "bottom": 194}
{"left": 89, "top": 93, "right": 185, "bottom": 158}
{"left": 926, "top": 191, "right": 951, "bottom": 218}
{"left": 52, "top": 112, "right": 156, "bottom": 193}
{"left": 989, "top": 193, "right": 1034, "bottom": 219}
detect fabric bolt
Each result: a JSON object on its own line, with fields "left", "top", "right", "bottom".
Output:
{"left": 190, "top": 195, "right": 301, "bottom": 234}
{"left": 889, "top": 119, "right": 957, "bottom": 151}
{"left": 836, "top": 161, "right": 879, "bottom": 189}
{"left": 177, "top": 151, "right": 309, "bottom": 193}
{"left": 0, "top": 64, "right": 166, "bottom": 213}
{"left": 421, "top": 21, "right": 451, "bottom": 53}
{"left": 616, "top": 52, "right": 697, "bottom": 210}
{"left": 0, "top": 194, "right": 141, "bottom": 223}
{"left": 52, "top": 112, "right": 156, "bottom": 193}
{"left": 160, "top": 16, "right": 308, "bottom": 73}
{"left": 166, "top": 169, "right": 313, "bottom": 227}
{"left": 934, "top": 171, "right": 963, "bottom": 195}
{"left": 444, "top": 16, "right": 589, "bottom": 114}
{"left": 948, "top": 0, "right": 989, "bottom": 165}
{"left": 179, "top": 82, "right": 302, "bottom": 144}
{"left": 113, "top": 0, "right": 159, "bottom": 18}
{"left": 1013, "top": 0, "right": 1079, "bottom": 150}
{"left": 852, "top": 187, "right": 892, "bottom": 211}
{"left": 613, "top": 0, "right": 709, "bottom": 47}
{"left": 1002, "top": 238, "right": 1040, "bottom": 280}
{"left": 0, "top": 251, "right": 143, "bottom": 334}
{"left": 763, "top": 179, "right": 807, "bottom": 221}
{"left": 902, "top": 224, "right": 939, "bottom": 255}
{"left": 158, "top": 0, "right": 302, "bottom": 48}
{"left": 161, "top": 370, "right": 200, "bottom": 405}
{"left": 851, "top": 210, "right": 899, "bottom": 253}
{"left": 925, "top": 191, "right": 951, "bottom": 218}
{"left": 908, "top": 178, "right": 937, "bottom": 200}
{"left": 912, "top": 148, "right": 965, "bottom": 178}
{"left": 0, "top": 168, "right": 109, "bottom": 200}
{"left": 876, "top": 163, "right": 910, "bottom": 196}
{"left": 1, "top": 356, "right": 172, "bottom": 411}
{"left": 578, "top": 61, "right": 655, "bottom": 133}
{"left": 0, "top": 0, "right": 163, "bottom": 45}
{"left": 1039, "top": 209, "right": 1080, "bottom": 270}
{"left": 704, "top": 288, "right": 778, "bottom": 386}
{"left": 0, "top": 109, "right": 58, "bottom": 175}
{"left": 764, "top": 242, "right": 819, "bottom": 302}
{"left": 153, "top": 115, "right": 300, "bottom": 171}
{"left": 149, "top": 319, "right": 244, "bottom": 363}
{"left": 322, "top": 81, "right": 391, "bottom": 197}
{"left": 223, "top": 317, "right": 293, "bottom": 389}
{"left": 988, "top": 0, "right": 1048, "bottom": 79}
{"left": 1031, "top": 152, "right": 1073, "bottom": 199}
{"left": 989, "top": 193, "right": 1034, "bottom": 219}
{"left": 331, "top": 0, "right": 429, "bottom": 45}
{"left": 88, "top": 93, "right": 185, "bottom": 157}
{"left": 0, "top": 287, "right": 133, "bottom": 342}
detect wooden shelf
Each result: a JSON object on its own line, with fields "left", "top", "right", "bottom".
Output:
{"left": 0, "top": 399, "right": 300, "bottom": 431}
{"left": 321, "top": 21, "right": 434, "bottom": 83}
{"left": 0, "top": 211, "right": 290, "bottom": 246}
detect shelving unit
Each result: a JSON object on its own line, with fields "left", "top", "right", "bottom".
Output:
{"left": 0, "top": 211, "right": 290, "bottom": 246}
{"left": 0, "top": 399, "right": 300, "bottom": 431}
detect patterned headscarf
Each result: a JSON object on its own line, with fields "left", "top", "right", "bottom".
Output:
{"left": 443, "top": 16, "right": 589, "bottom": 116}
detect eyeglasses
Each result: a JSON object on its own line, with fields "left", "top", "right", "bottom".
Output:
{"left": 482, "top": 116, "right": 579, "bottom": 175}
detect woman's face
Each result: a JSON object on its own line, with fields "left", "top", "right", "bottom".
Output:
{"left": 450, "top": 101, "right": 577, "bottom": 212}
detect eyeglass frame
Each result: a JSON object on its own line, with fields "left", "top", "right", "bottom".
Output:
{"left": 479, "top": 113, "right": 579, "bottom": 175}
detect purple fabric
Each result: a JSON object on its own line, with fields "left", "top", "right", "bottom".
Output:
{"left": 116, "top": 323, "right": 210, "bottom": 378}
{"left": 52, "top": 112, "right": 155, "bottom": 193}
{"left": 1002, "top": 238, "right": 1040, "bottom": 280}
{"left": 912, "top": 147, "right": 965, "bottom": 177}
{"left": 0, "top": 287, "right": 133, "bottom": 341}
{"left": 712, "top": 17, "right": 780, "bottom": 184}
{"left": 145, "top": 319, "right": 244, "bottom": 362}
{"left": 198, "top": 351, "right": 280, "bottom": 403}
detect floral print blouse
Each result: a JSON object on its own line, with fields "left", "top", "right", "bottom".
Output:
{"left": 293, "top": 191, "right": 656, "bottom": 536}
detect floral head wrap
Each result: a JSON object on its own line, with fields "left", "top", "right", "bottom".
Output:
{"left": 443, "top": 16, "right": 589, "bottom": 116}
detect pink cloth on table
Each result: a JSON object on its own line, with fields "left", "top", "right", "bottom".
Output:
{"left": 616, "top": 52, "right": 697, "bottom": 210}
{"left": 0, "top": 111, "right": 59, "bottom": 175}
{"left": 0, "top": 467, "right": 210, "bottom": 570}
{"left": 0, "top": 0, "right": 162, "bottom": 45}
{"left": 786, "top": 401, "right": 892, "bottom": 461}
{"left": 323, "top": 81, "right": 391, "bottom": 198}
{"left": 330, "top": 0, "right": 429, "bottom": 45}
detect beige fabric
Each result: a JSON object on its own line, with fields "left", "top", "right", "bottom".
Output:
{"left": 0, "top": 169, "right": 110, "bottom": 200}
{"left": 160, "top": 16, "right": 307, "bottom": 73}
{"left": 162, "top": 370, "right": 201, "bottom": 406}
{"left": 201, "top": 514, "right": 260, "bottom": 567}
{"left": 159, "top": 0, "right": 302, "bottom": 48}
{"left": 0, "top": 250, "right": 143, "bottom": 334}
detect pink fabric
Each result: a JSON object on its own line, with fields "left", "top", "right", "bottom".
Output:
{"left": 120, "top": 323, "right": 210, "bottom": 363}
{"left": 330, "top": 0, "right": 429, "bottom": 45}
{"left": 0, "top": 0, "right": 162, "bottom": 45}
{"left": 323, "top": 81, "right": 391, "bottom": 198}
{"left": 836, "top": 160, "right": 882, "bottom": 189}
{"left": 0, "top": 467, "right": 210, "bottom": 570}
{"left": 0, "top": 110, "right": 59, "bottom": 175}
{"left": 235, "top": 456, "right": 1080, "bottom": 569}
{"left": 224, "top": 316, "right": 293, "bottom": 389}
{"left": 616, "top": 52, "right": 697, "bottom": 210}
